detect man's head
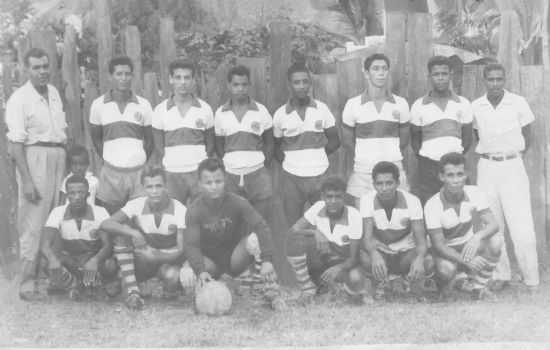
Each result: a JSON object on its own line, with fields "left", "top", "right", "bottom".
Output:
{"left": 227, "top": 65, "right": 251, "bottom": 102}
{"left": 197, "top": 158, "right": 225, "bottom": 200}
{"left": 439, "top": 152, "right": 467, "bottom": 195}
{"left": 320, "top": 176, "right": 347, "bottom": 217}
{"left": 24, "top": 48, "right": 50, "bottom": 88}
{"left": 141, "top": 166, "right": 168, "bottom": 205}
{"left": 483, "top": 63, "right": 506, "bottom": 99}
{"left": 65, "top": 175, "right": 89, "bottom": 211}
{"left": 67, "top": 144, "right": 90, "bottom": 178}
{"left": 363, "top": 53, "right": 390, "bottom": 89}
{"left": 169, "top": 59, "right": 196, "bottom": 96}
{"left": 427, "top": 56, "right": 452, "bottom": 94}
{"left": 287, "top": 63, "right": 311, "bottom": 100}
{"left": 372, "top": 161, "right": 400, "bottom": 201}
{"left": 108, "top": 56, "right": 134, "bottom": 92}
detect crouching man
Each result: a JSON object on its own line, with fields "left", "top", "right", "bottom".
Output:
{"left": 286, "top": 176, "right": 368, "bottom": 304}
{"left": 101, "top": 166, "right": 186, "bottom": 309}
{"left": 41, "top": 175, "right": 116, "bottom": 300}
{"left": 179, "top": 158, "right": 285, "bottom": 310}
{"left": 360, "top": 162, "right": 432, "bottom": 300}
{"left": 424, "top": 152, "right": 501, "bottom": 300}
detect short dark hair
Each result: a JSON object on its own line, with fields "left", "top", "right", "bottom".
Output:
{"left": 65, "top": 174, "right": 89, "bottom": 191}
{"left": 483, "top": 63, "right": 506, "bottom": 79}
{"left": 364, "top": 53, "right": 390, "bottom": 71}
{"left": 372, "top": 161, "right": 400, "bottom": 182}
{"left": 227, "top": 65, "right": 250, "bottom": 82}
{"left": 108, "top": 56, "right": 134, "bottom": 74}
{"left": 320, "top": 176, "right": 347, "bottom": 193}
{"left": 439, "top": 152, "right": 466, "bottom": 173}
{"left": 140, "top": 165, "right": 166, "bottom": 184}
{"left": 197, "top": 157, "right": 225, "bottom": 179}
{"left": 427, "top": 55, "right": 451, "bottom": 73}
{"left": 67, "top": 144, "right": 90, "bottom": 165}
{"left": 24, "top": 48, "right": 49, "bottom": 66}
{"left": 168, "top": 59, "right": 196, "bottom": 77}
{"left": 287, "top": 63, "right": 310, "bottom": 81}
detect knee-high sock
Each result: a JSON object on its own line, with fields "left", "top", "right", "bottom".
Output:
{"left": 114, "top": 246, "right": 139, "bottom": 295}
{"left": 470, "top": 257, "right": 497, "bottom": 290}
{"left": 288, "top": 255, "right": 316, "bottom": 294}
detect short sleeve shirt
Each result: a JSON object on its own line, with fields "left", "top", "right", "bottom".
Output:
{"left": 410, "top": 94, "right": 473, "bottom": 161}
{"left": 472, "top": 90, "right": 535, "bottom": 154}
{"left": 424, "top": 186, "right": 489, "bottom": 246}
{"left": 343, "top": 93, "right": 410, "bottom": 172}
{"left": 303, "top": 201, "right": 362, "bottom": 246}
{"left": 152, "top": 96, "right": 214, "bottom": 173}
{"left": 120, "top": 197, "right": 186, "bottom": 249}
{"left": 273, "top": 99, "right": 336, "bottom": 176}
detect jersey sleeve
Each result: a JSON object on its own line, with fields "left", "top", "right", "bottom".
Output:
{"left": 348, "top": 207, "right": 363, "bottom": 240}
{"left": 95, "top": 206, "right": 110, "bottom": 224}
{"left": 214, "top": 109, "right": 225, "bottom": 136}
{"left": 204, "top": 103, "right": 215, "bottom": 129}
{"left": 424, "top": 199, "right": 442, "bottom": 230}
{"left": 174, "top": 201, "right": 187, "bottom": 229}
{"left": 359, "top": 194, "right": 374, "bottom": 218}
{"left": 409, "top": 100, "right": 422, "bottom": 126}
{"left": 459, "top": 98, "right": 474, "bottom": 124}
{"left": 517, "top": 96, "right": 535, "bottom": 126}
{"left": 5, "top": 93, "right": 28, "bottom": 143}
{"left": 152, "top": 103, "right": 164, "bottom": 130}
{"left": 397, "top": 97, "right": 411, "bottom": 124}
{"left": 260, "top": 105, "right": 273, "bottom": 130}
{"left": 272, "top": 108, "right": 283, "bottom": 138}
{"left": 303, "top": 201, "right": 323, "bottom": 226}
{"left": 89, "top": 98, "right": 101, "bottom": 126}
{"left": 321, "top": 102, "right": 336, "bottom": 129}
{"left": 407, "top": 194, "right": 424, "bottom": 221}
{"left": 471, "top": 187, "right": 489, "bottom": 212}
{"left": 342, "top": 99, "right": 356, "bottom": 127}
{"left": 120, "top": 199, "right": 140, "bottom": 219}
{"left": 142, "top": 99, "right": 153, "bottom": 126}
{"left": 44, "top": 206, "right": 64, "bottom": 229}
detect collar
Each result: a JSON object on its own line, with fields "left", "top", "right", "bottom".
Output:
{"left": 103, "top": 89, "right": 139, "bottom": 104}
{"left": 422, "top": 90, "right": 460, "bottom": 105}
{"left": 166, "top": 94, "right": 202, "bottom": 110}
{"left": 220, "top": 97, "right": 259, "bottom": 112}
{"left": 142, "top": 196, "right": 174, "bottom": 215}
{"left": 481, "top": 89, "right": 512, "bottom": 107}
{"left": 63, "top": 204, "right": 94, "bottom": 221}
{"left": 24, "top": 80, "right": 52, "bottom": 102}
{"left": 318, "top": 204, "right": 349, "bottom": 226}
{"left": 360, "top": 90, "right": 396, "bottom": 105}
{"left": 285, "top": 96, "right": 317, "bottom": 114}
{"left": 439, "top": 188, "right": 470, "bottom": 211}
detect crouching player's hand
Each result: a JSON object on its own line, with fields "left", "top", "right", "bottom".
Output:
{"left": 407, "top": 256, "right": 425, "bottom": 281}
{"left": 320, "top": 264, "right": 345, "bottom": 285}
{"left": 260, "top": 261, "right": 277, "bottom": 282}
{"left": 83, "top": 257, "right": 100, "bottom": 287}
{"left": 179, "top": 264, "right": 198, "bottom": 289}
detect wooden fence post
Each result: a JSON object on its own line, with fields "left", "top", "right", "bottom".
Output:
{"left": 62, "top": 23, "right": 82, "bottom": 146}
{"left": 96, "top": 0, "right": 113, "bottom": 93}
{"left": 498, "top": 10, "right": 522, "bottom": 93}
{"left": 385, "top": 12, "right": 408, "bottom": 96}
{"left": 159, "top": 17, "right": 176, "bottom": 100}
{"left": 29, "top": 28, "right": 62, "bottom": 92}
{"left": 124, "top": 25, "right": 143, "bottom": 95}
{"left": 143, "top": 72, "right": 160, "bottom": 108}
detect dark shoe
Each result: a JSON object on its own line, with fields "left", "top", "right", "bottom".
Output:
{"left": 125, "top": 291, "right": 145, "bottom": 310}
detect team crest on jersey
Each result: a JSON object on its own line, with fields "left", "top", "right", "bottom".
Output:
{"left": 134, "top": 111, "right": 143, "bottom": 123}
{"left": 314, "top": 119, "right": 323, "bottom": 130}
{"left": 392, "top": 109, "right": 401, "bottom": 120}
{"left": 251, "top": 121, "right": 261, "bottom": 132}
{"left": 195, "top": 118, "right": 206, "bottom": 129}
{"left": 341, "top": 235, "right": 350, "bottom": 244}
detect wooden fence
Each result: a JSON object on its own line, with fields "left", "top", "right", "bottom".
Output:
{"left": 1, "top": 10, "right": 549, "bottom": 282}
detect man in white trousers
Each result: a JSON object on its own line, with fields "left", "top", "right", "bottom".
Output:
{"left": 472, "top": 63, "right": 539, "bottom": 291}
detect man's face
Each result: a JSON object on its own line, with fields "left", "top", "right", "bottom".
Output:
{"left": 199, "top": 169, "right": 225, "bottom": 199}
{"left": 484, "top": 69, "right": 506, "bottom": 98}
{"left": 373, "top": 173, "right": 399, "bottom": 201}
{"left": 322, "top": 189, "right": 346, "bottom": 216}
{"left": 169, "top": 68, "right": 195, "bottom": 96}
{"left": 228, "top": 74, "right": 250, "bottom": 101}
{"left": 439, "top": 163, "right": 467, "bottom": 195}
{"left": 366, "top": 59, "right": 389, "bottom": 88}
{"left": 429, "top": 65, "right": 451, "bottom": 93}
{"left": 66, "top": 182, "right": 89, "bottom": 210}
{"left": 70, "top": 155, "right": 88, "bottom": 178}
{"left": 27, "top": 56, "right": 50, "bottom": 88}
{"left": 110, "top": 64, "right": 133, "bottom": 92}
{"left": 289, "top": 71, "right": 311, "bottom": 100}
{"left": 143, "top": 175, "right": 167, "bottom": 205}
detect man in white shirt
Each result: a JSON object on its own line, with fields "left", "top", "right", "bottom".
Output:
{"left": 472, "top": 63, "right": 539, "bottom": 291}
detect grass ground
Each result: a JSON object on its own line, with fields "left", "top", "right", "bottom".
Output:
{"left": 1, "top": 271, "right": 550, "bottom": 348}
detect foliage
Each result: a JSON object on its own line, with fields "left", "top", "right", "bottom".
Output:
{"left": 0, "top": 0, "right": 34, "bottom": 52}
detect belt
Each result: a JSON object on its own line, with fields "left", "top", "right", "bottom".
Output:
{"left": 30, "top": 141, "right": 65, "bottom": 148}
{"left": 480, "top": 153, "right": 519, "bottom": 161}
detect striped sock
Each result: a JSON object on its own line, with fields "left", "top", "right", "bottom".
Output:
{"left": 114, "top": 245, "right": 139, "bottom": 295}
{"left": 288, "top": 255, "right": 316, "bottom": 295}
{"left": 471, "top": 257, "right": 497, "bottom": 290}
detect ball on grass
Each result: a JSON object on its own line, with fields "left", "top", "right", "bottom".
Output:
{"left": 194, "top": 280, "right": 232, "bottom": 316}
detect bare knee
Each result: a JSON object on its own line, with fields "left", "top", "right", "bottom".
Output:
{"left": 435, "top": 258, "right": 457, "bottom": 282}
{"left": 347, "top": 268, "right": 365, "bottom": 286}
{"left": 159, "top": 264, "right": 180, "bottom": 288}
{"left": 485, "top": 236, "right": 503, "bottom": 259}
{"left": 101, "top": 257, "right": 118, "bottom": 279}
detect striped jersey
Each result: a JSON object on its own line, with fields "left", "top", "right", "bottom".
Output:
{"left": 303, "top": 201, "right": 363, "bottom": 247}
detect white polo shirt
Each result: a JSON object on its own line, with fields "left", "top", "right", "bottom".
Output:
{"left": 121, "top": 196, "right": 186, "bottom": 250}
{"left": 214, "top": 99, "right": 272, "bottom": 174}
{"left": 360, "top": 189, "right": 423, "bottom": 251}
{"left": 472, "top": 90, "right": 535, "bottom": 154}
{"left": 152, "top": 96, "right": 214, "bottom": 173}
{"left": 410, "top": 93, "right": 473, "bottom": 161}
{"left": 45, "top": 203, "right": 109, "bottom": 256}
{"left": 424, "top": 186, "right": 489, "bottom": 247}
{"left": 273, "top": 98, "right": 336, "bottom": 177}
{"left": 89, "top": 91, "right": 153, "bottom": 168}
{"left": 304, "top": 200, "right": 362, "bottom": 247}
{"left": 5, "top": 81, "right": 67, "bottom": 145}
{"left": 343, "top": 92, "right": 410, "bottom": 172}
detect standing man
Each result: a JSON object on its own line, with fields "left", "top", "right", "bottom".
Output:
{"left": 152, "top": 59, "right": 215, "bottom": 205}
{"left": 5, "top": 48, "right": 67, "bottom": 300}
{"left": 214, "top": 65, "right": 273, "bottom": 221}
{"left": 90, "top": 56, "right": 154, "bottom": 214}
{"left": 273, "top": 63, "right": 340, "bottom": 227}
{"left": 472, "top": 63, "right": 539, "bottom": 291}
{"left": 342, "top": 54, "right": 410, "bottom": 207}
{"left": 410, "top": 56, "right": 473, "bottom": 204}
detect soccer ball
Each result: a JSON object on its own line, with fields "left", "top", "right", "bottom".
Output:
{"left": 194, "top": 280, "right": 232, "bottom": 316}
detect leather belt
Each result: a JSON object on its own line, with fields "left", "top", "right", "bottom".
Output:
{"left": 31, "top": 141, "right": 65, "bottom": 148}
{"left": 480, "top": 153, "right": 519, "bottom": 161}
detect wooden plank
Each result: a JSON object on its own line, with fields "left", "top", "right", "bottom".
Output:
{"left": 123, "top": 25, "right": 143, "bottom": 95}
{"left": 143, "top": 72, "right": 160, "bottom": 108}
{"left": 83, "top": 81, "right": 102, "bottom": 175}
{"left": 267, "top": 21, "right": 292, "bottom": 112}
{"left": 204, "top": 63, "right": 230, "bottom": 110}
{"left": 96, "top": 0, "right": 113, "bottom": 93}
{"left": 385, "top": 12, "right": 408, "bottom": 96}
{"left": 29, "top": 28, "right": 61, "bottom": 92}
{"left": 544, "top": 69, "right": 550, "bottom": 255}
{"left": 159, "top": 17, "right": 176, "bottom": 100}
{"left": 61, "top": 23, "right": 83, "bottom": 146}
{"left": 497, "top": 10, "right": 522, "bottom": 93}
{"left": 236, "top": 57, "right": 268, "bottom": 105}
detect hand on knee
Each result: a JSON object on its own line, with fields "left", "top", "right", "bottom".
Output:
{"left": 435, "top": 260, "right": 457, "bottom": 282}
{"left": 245, "top": 233, "right": 261, "bottom": 259}
{"left": 179, "top": 262, "right": 196, "bottom": 290}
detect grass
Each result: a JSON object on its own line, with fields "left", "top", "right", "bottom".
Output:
{"left": 2, "top": 271, "right": 550, "bottom": 348}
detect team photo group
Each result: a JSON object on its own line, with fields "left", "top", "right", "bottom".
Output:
{"left": 5, "top": 46, "right": 539, "bottom": 313}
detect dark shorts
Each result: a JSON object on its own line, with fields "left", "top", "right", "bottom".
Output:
{"left": 416, "top": 156, "right": 442, "bottom": 204}
{"left": 225, "top": 166, "right": 273, "bottom": 202}
{"left": 166, "top": 170, "right": 200, "bottom": 205}
{"left": 380, "top": 248, "right": 415, "bottom": 275}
